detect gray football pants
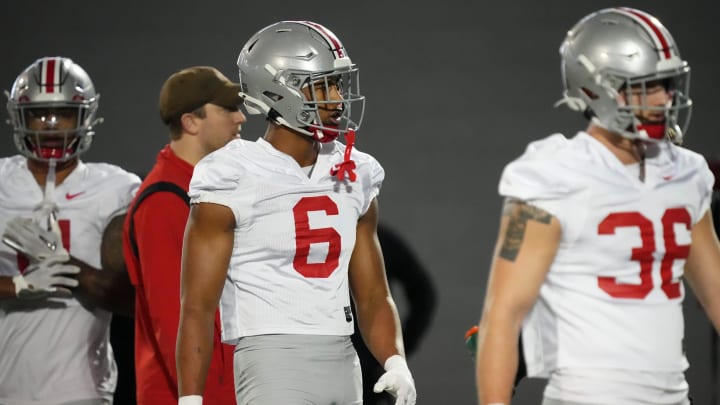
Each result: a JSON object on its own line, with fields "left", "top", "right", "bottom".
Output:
{"left": 234, "top": 334, "right": 362, "bottom": 405}
{"left": 542, "top": 398, "right": 691, "bottom": 405}
{"left": 542, "top": 399, "right": 602, "bottom": 405}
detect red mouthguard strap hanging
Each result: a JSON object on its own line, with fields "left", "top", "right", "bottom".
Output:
{"left": 330, "top": 129, "right": 357, "bottom": 182}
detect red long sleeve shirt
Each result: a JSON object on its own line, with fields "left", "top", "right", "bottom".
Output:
{"left": 123, "top": 145, "right": 235, "bottom": 404}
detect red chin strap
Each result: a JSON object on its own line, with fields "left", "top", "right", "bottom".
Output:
{"left": 330, "top": 129, "right": 357, "bottom": 182}
{"left": 313, "top": 126, "right": 340, "bottom": 143}
{"left": 636, "top": 123, "right": 665, "bottom": 140}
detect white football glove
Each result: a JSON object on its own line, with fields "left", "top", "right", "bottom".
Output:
{"left": 373, "top": 355, "right": 417, "bottom": 405}
{"left": 2, "top": 216, "right": 69, "bottom": 263}
{"left": 13, "top": 258, "right": 80, "bottom": 300}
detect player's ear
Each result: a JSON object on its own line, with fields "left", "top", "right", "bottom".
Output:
{"left": 180, "top": 110, "right": 202, "bottom": 136}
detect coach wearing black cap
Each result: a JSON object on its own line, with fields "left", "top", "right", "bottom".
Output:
{"left": 121, "top": 66, "right": 245, "bottom": 405}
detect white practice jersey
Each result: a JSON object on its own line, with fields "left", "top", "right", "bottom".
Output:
{"left": 500, "top": 133, "right": 713, "bottom": 380}
{"left": 0, "top": 155, "right": 140, "bottom": 405}
{"left": 189, "top": 138, "right": 384, "bottom": 342}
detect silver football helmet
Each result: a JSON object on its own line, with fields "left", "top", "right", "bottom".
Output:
{"left": 6, "top": 57, "right": 100, "bottom": 161}
{"left": 557, "top": 7, "right": 691, "bottom": 144}
{"left": 237, "top": 21, "right": 364, "bottom": 142}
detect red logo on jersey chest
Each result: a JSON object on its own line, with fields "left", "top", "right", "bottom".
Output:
{"left": 66, "top": 191, "right": 85, "bottom": 200}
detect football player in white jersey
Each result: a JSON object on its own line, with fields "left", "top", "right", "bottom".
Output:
{"left": 176, "top": 21, "right": 416, "bottom": 405}
{"left": 475, "top": 8, "right": 720, "bottom": 405}
{"left": 0, "top": 57, "right": 140, "bottom": 404}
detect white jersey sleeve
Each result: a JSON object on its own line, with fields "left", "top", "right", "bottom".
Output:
{"left": 499, "top": 133, "right": 571, "bottom": 204}
{"left": 499, "top": 133, "right": 587, "bottom": 240}
{"left": 92, "top": 162, "right": 141, "bottom": 227}
{"left": 681, "top": 149, "right": 714, "bottom": 222}
{"left": 189, "top": 149, "right": 242, "bottom": 212}
{"left": 355, "top": 147, "right": 384, "bottom": 215}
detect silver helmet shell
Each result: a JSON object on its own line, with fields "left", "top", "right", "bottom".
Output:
{"left": 6, "top": 57, "right": 100, "bottom": 161}
{"left": 558, "top": 7, "right": 691, "bottom": 144}
{"left": 237, "top": 21, "right": 364, "bottom": 142}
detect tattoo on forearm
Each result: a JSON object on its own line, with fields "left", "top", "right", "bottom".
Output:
{"left": 499, "top": 200, "right": 552, "bottom": 262}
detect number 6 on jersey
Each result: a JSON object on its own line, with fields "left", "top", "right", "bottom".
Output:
{"left": 293, "top": 196, "right": 341, "bottom": 278}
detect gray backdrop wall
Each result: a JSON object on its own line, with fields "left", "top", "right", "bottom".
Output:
{"left": 2, "top": 1, "right": 719, "bottom": 403}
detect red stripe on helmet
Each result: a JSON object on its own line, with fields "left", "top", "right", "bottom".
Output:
{"left": 618, "top": 8, "right": 672, "bottom": 59}
{"left": 46, "top": 58, "right": 56, "bottom": 93}
{"left": 302, "top": 21, "right": 345, "bottom": 59}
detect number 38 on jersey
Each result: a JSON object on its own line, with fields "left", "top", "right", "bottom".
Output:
{"left": 597, "top": 207, "right": 691, "bottom": 300}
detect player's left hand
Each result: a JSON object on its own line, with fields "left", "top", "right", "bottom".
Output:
{"left": 373, "top": 354, "right": 416, "bottom": 405}
{"left": 2, "top": 216, "right": 69, "bottom": 263}
{"left": 16, "top": 258, "right": 80, "bottom": 299}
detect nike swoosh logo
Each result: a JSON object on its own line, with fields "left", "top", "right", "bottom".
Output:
{"left": 66, "top": 191, "right": 85, "bottom": 200}
{"left": 662, "top": 176, "right": 673, "bottom": 181}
